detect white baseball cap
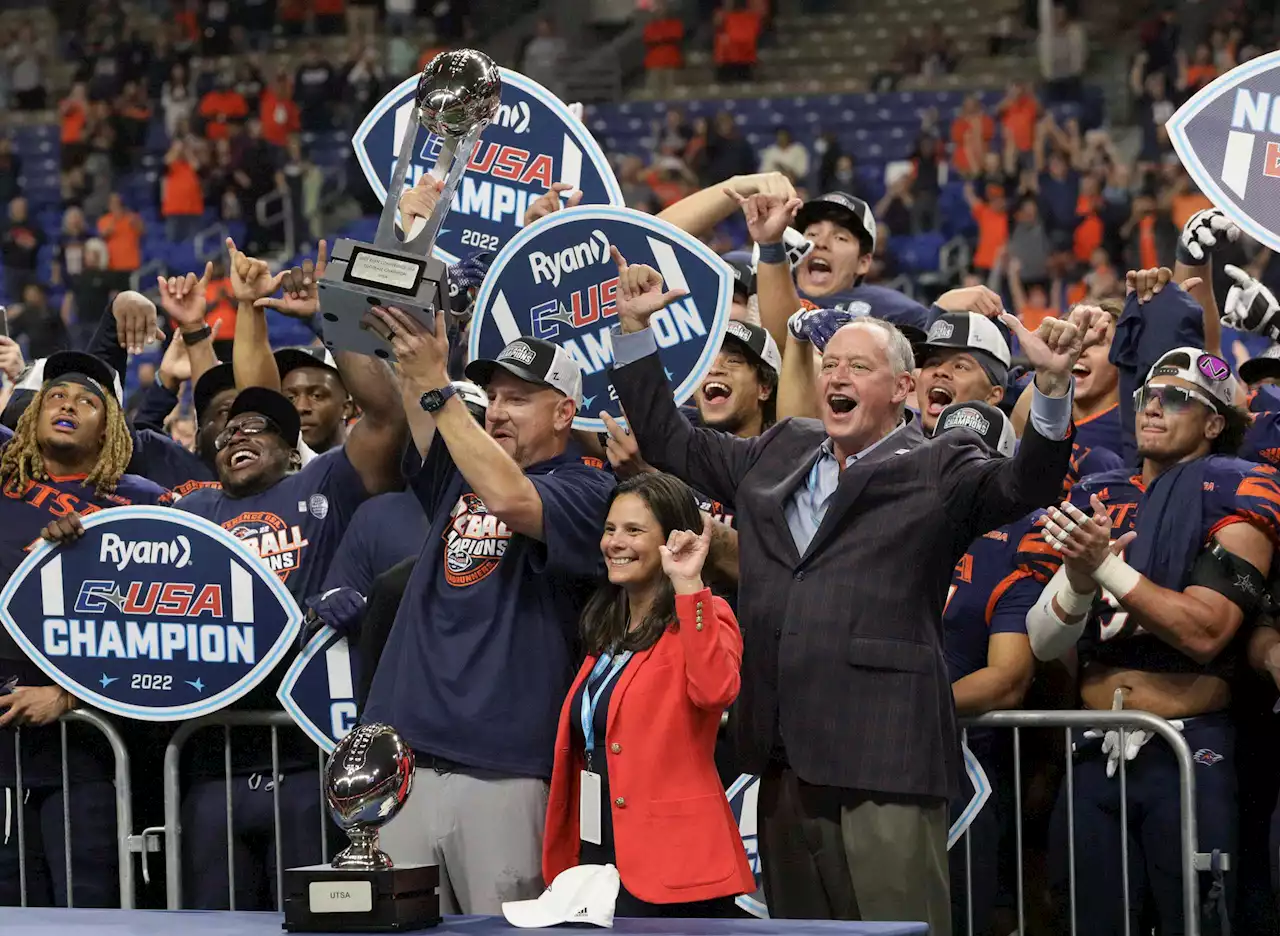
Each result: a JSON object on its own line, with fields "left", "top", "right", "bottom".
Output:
{"left": 502, "top": 864, "right": 621, "bottom": 929}
{"left": 1144, "top": 346, "right": 1237, "bottom": 412}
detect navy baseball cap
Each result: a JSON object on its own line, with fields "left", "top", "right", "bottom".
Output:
{"left": 275, "top": 345, "right": 341, "bottom": 382}
{"left": 1239, "top": 345, "right": 1280, "bottom": 386}
{"left": 193, "top": 363, "right": 237, "bottom": 424}
{"left": 36, "top": 351, "right": 123, "bottom": 402}
{"left": 465, "top": 337, "right": 584, "bottom": 405}
{"left": 227, "top": 386, "right": 302, "bottom": 448}
{"left": 795, "top": 192, "right": 877, "bottom": 253}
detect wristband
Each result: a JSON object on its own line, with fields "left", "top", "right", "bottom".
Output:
{"left": 1055, "top": 580, "right": 1097, "bottom": 617}
{"left": 756, "top": 241, "right": 787, "bottom": 265}
{"left": 180, "top": 324, "right": 212, "bottom": 346}
{"left": 1092, "top": 552, "right": 1142, "bottom": 601}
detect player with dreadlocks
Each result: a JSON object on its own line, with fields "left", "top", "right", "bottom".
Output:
{"left": 0, "top": 351, "right": 169, "bottom": 908}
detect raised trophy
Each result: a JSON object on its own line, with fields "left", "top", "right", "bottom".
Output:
{"left": 284, "top": 723, "right": 441, "bottom": 931}
{"left": 319, "top": 50, "right": 502, "bottom": 359}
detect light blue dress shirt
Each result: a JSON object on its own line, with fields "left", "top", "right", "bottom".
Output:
{"left": 609, "top": 326, "right": 1074, "bottom": 555}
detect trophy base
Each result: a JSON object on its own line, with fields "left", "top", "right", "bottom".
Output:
{"left": 283, "top": 863, "right": 441, "bottom": 932}
{"left": 317, "top": 238, "right": 450, "bottom": 361}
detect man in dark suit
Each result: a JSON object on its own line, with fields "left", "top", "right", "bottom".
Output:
{"left": 604, "top": 248, "right": 1107, "bottom": 935}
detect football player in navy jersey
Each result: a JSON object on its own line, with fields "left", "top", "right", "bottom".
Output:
{"left": 0, "top": 351, "right": 168, "bottom": 909}
{"left": 1028, "top": 347, "right": 1272, "bottom": 934}
{"left": 360, "top": 294, "right": 615, "bottom": 913}
{"left": 932, "top": 400, "right": 1054, "bottom": 936}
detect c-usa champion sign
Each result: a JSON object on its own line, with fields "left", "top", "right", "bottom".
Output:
{"left": 277, "top": 626, "right": 360, "bottom": 753}
{"left": 469, "top": 206, "right": 733, "bottom": 433}
{"left": 1167, "top": 50, "right": 1280, "bottom": 252}
{"left": 352, "top": 68, "right": 623, "bottom": 264}
{"left": 0, "top": 507, "right": 301, "bottom": 721}
{"left": 725, "top": 773, "right": 768, "bottom": 918}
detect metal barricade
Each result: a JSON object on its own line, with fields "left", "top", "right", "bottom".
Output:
{"left": 9, "top": 708, "right": 151, "bottom": 909}
{"left": 957, "top": 710, "right": 1206, "bottom": 936}
{"left": 162, "top": 711, "right": 328, "bottom": 912}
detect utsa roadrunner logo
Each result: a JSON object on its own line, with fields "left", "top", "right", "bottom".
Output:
{"left": 224, "top": 511, "right": 310, "bottom": 582}
{"left": 443, "top": 493, "right": 512, "bottom": 586}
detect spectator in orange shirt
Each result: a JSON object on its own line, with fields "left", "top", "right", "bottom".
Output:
{"left": 260, "top": 71, "right": 301, "bottom": 148}
{"left": 1181, "top": 43, "right": 1218, "bottom": 94}
{"left": 202, "top": 258, "right": 238, "bottom": 339}
{"left": 163, "top": 139, "right": 206, "bottom": 243}
{"left": 714, "top": 0, "right": 762, "bottom": 84}
{"left": 949, "top": 95, "right": 994, "bottom": 177}
{"left": 644, "top": 0, "right": 685, "bottom": 93}
{"left": 96, "top": 193, "right": 145, "bottom": 273}
{"left": 997, "top": 82, "right": 1039, "bottom": 165}
{"left": 1168, "top": 169, "right": 1212, "bottom": 230}
{"left": 641, "top": 157, "right": 698, "bottom": 209}
{"left": 1007, "top": 256, "right": 1056, "bottom": 331}
{"left": 1072, "top": 175, "right": 1103, "bottom": 263}
{"left": 198, "top": 74, "right": 249, "bottom": 142}
{"left": 963, "top": 181, "right": 1009, "bottom": 278}
{"left": 59, "top": 83, "right": 89, "bottom": 170}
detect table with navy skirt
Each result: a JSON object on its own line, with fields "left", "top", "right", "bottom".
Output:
{"left": 5, "top": 909, "right": 929, "bottom": 935}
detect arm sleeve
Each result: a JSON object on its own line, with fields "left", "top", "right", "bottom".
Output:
{"left": 527, "top": 463, "right": 616, "bottom": 579}
{"left": 609, "top": 328, "right": 767, "bottom": 506}
{"left": 1027, "top": 565, "right": 1089, "bottom": 661}
{"left": 132, "top": 381, "right": 180, "bottom": 433}
{"left": 1027, "top": 382, "right": 1073, "bottom": 441}
{"left": 940, "top": 423, "right": 1075, "bottom": 543}
{"left": 82, "top": 297, "right": 128, "bottom": 379}
{"left": 674, "top": 591, "right": 742, "bottom": 711}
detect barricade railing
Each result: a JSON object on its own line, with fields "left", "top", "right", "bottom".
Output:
{"left": 959, "top": 710, "right": 1205, "bottom": 936}
{"left": 161, "top": 711, "right": 327, "bottom": 912}
{"left": 10, "top": 708, "right": 150, "bottom": 909}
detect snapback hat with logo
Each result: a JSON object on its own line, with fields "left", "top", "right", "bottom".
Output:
{"left": 502, "top": 864, "right": 621, "bottom": 929}
{"left": 1239, "top": 344, "right": 1280, "bottom": 386}
{"left": 933, "top": 400, "right": 1016, "bottom": 457}
{"left": 24, "top": 351, "right": 125, "bottom": 402}
{"left": 726, "top": 258, "right": 756, "bottom": 297}
{"left": 1144, "top": 347, "right": 1237, "bottom": 412}
{"left": 917, "top": 312, "right": 1012, "bottom": 388}
{"left": 794, "top": 192, "right": 877, "bottom": 253}
{"left": 465, "top": 337, "right": 584, "bottom": 406}
{"left": 723, "top": 320, "right": 781, "bottom": 376}
{"left": 275, "top": 345, "right": 341, "bottom": 383}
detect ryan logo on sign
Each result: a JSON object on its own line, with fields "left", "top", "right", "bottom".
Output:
{"left": 470, "top": 206, "right": 732, "bottom": 433}
{"left": 0, "top": 507, "right": 301, "bottom": 721}
{"left": 351, "top": 67, "right": 623, "bottom": 264}
{"left": 1167, "top": 50, "right": 1280, "bottom": 252}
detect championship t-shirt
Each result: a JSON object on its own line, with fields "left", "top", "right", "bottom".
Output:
{"left": 174, "top": 447, "right": 372, "bottom": 774}
{"left": 0, "top": 425, "right": 170, "bottom": 784}
{"left": 363, "top": 438, "right": 616, "bottom": 779}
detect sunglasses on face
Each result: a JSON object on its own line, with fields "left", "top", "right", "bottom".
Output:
{"left": 214, "top": 415, "right": 283, "bottom": 452}
{"left": 1133, "top": 384, "right": 1218, "bottom": 414}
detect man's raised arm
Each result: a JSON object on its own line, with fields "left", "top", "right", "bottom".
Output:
{"left": 607, "top": 247, "right": 766, "bottom": 507}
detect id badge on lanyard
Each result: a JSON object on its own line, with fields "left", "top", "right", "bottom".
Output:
{"left": 579, "top": 651, "right": 630, "bottom": 845}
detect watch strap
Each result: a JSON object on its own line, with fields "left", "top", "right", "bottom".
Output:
{"left": 180, "top": 324, "right": 213, "bottom": 346}
{"left": 420, "top": 383, "right": 459, "bottom": 412}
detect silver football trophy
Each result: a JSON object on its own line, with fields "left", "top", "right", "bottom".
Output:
{"left": 319, "top": 50, "right": 502, "bottom": 360}
{"left": 284, "top": 723, "right": 441, "bottom": 931}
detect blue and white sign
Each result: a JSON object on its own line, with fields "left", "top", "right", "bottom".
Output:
{"left": 0, "top": 507, "right": 302, "bottom": 722}
{"left": 1167, "top": 50, "right": 1280, "bottom": 253}
{"left": 469, "top": 206, "right": 733, "bottom": 433}
{"left": 725, "top": 773, "right": 768, "bottom": 919}
{"left": 352, "top": 68, "right": 624, "bottom": 264}
{"left": 277, "top": 626, "right": 360, "bottom": 754}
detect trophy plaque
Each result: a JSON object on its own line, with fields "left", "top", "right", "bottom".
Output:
{"left": 283, "top": 723, "right": 440, "bottom": 932}
{"left": 319, "top": 49, "right": 502, "bottom": 359}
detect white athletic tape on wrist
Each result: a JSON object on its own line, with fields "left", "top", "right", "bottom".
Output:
{"left": 1092, "top": 552, "right": 1141, "bottom": 601}
{"left": 1055, "top": 580, "right": 1096, "bottom": 617}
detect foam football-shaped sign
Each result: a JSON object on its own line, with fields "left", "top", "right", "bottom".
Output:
{"left": 468, "top": 206, "right": 733, "bottom": 433}
{"left": 277, "top": 626, "right": 360, "bottom": 754}
{"left": 725, "top": 773, "right": 768, "bottom": 918}
{"left": 352, "top": 67, "right": 624, "bottom": 264}
{"left": 1167, "top": 50, "right": 1280, "bottom": 253}
{"left": 0, "top": 507, "right": 302, "bottom": 721}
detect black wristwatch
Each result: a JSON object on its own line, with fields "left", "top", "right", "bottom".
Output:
{"left": 180, "top": 324, "right": 213, "bottom": 346}
{"left": 419, "top": 384, "right": 458, "bottom": 413}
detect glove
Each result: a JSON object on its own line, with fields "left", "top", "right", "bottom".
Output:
{"left": 1083, "top": 720, "right": 1183, "bottom": 778}
{"left": 446, "top": 251, "right": 494, "bottom": 319}
{"left": 787, "top": 306, "right": 851, "bottom": 352}
{"left": 299, "top": 586, "right": 367, "bottom": 648}
{"left": 1223, "top": 264, "right": 1280, "bottom": 340}
{"left": 1176, "top": 207, "right": 1240, "bottom": 265}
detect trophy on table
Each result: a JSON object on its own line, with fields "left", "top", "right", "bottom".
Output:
{"left": 283, "top": 723, "right": 441, "bottom": 931}
{"left": 319, "top": 49, "right": 502, "bottom": 359}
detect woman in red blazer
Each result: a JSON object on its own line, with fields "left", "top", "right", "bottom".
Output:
{"left": 543, "top": 472, "right": 753, "bottom": 917}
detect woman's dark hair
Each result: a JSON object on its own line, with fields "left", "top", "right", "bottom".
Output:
{"left": 580, "top": 472, "right": 704, "bottom": 656}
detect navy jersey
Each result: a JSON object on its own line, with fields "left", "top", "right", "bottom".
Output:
{"left": 1069, "top": 459, "right": 1280, "bottom": 678}
{"left": 320, "top": 490, "right": 427, "bottom": 596}
{"left": 1065, "top": 436, "right": 1126, "bottom": 495}
{"left": 1074, "top": 403, "right": 1124, "bottom": 461}
{"left": 174, "top": 448, "right": 370, "bottom": 605}
{"left": 363, "top": 438, "right": 616, "bottom": 779}
{"left": 1241, "top": 386, "right": 1280, "bottom": 468}
{"left": 129, "top": 427, "right": 217, "bottom": 493}
{"left": 945, "top": 511, "right": 1055, "bottom": 685}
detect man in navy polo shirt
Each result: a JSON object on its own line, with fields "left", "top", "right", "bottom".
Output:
{"left": 362, "top": 305, "right": 615, "bottom": 915}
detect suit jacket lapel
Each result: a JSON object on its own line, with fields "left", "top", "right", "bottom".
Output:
{"left": 799, "top": 417, "right": 925, "bottom": 565}
{"left": 762, "top": 445, "right": 822, "bottom": 567}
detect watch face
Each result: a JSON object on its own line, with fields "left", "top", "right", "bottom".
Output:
{"left": 420, "top": 390, "right": 442, "bottom": 412}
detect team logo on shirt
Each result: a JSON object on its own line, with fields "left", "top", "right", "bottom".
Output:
{"left": 442, "top": 493, "right": 512, "bottom": 587}
{"left": 223, "top": 511, "right": 311, "bottom": 583}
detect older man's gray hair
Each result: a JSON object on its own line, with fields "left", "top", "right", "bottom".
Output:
{"left": 838, "top": 317, "right": 917, "bottom": 375}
